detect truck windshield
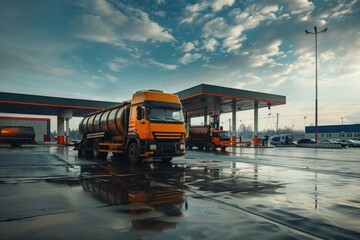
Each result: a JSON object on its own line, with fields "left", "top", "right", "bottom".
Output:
{"left": 147, "top": 107, "right": 184, "bottom": 123}
{"left": 219, "top": 131, "right": 230, "bottom": 140}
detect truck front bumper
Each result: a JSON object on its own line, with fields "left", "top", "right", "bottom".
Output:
{"left": 142, "top": 141, "right": 186, "bottom": 157}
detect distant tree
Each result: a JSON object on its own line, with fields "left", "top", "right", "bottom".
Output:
{"left": 70, "top": 129, "right": 81, "bottom": 140}
{"left": 51, "top": 131, "right": 57, "bottom": 141}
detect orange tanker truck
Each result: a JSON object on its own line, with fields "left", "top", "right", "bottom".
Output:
{"left": 77, "top": 90, "right": 186, "bottom": 163}
{"left": 186, "top": 125, "right": 231, "bottom": 151}
{"left": 0, "top": 126, "right": 36, "bottom": 147}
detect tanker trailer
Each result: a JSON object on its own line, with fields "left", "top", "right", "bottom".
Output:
{"left": 77, "top": 90, "right": 186, "bottom": 163}
{"left": 186, "top": 125, "right": 231, "bottom": 151}
{"left": 0, "top": 126, "right": 36, "bottom": 147}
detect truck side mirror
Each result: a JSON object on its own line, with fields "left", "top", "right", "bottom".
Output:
{"left": 136, "top": 106, "right": 143, "bottom": 120}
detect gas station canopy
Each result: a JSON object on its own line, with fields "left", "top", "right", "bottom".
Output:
{"left": 176, "top": 84, "right": 286, "bottom": 118}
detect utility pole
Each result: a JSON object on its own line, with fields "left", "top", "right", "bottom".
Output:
{"left": 276, "top": 113, "right": 279, "bottom": 134}
{"left": 341, "top": 117, "right": 344, "bottom": 125}
{"left": 305, "top": 26, "right": 328, "bottom": 144}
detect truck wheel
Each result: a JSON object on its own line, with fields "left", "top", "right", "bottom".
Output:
{"left": 205, "top": 143, "right": 211, "bottom": 151}
{"left": 221, "top": 147, "right": 226, "bottom": 151}
{"left": 10, "top": 140, "right": 22, "bottom": 147}
{"left": 161, "top": 157, "right": 173, "bottom": 162}
{"left": 79, "top": 140, "right": 88, "bottom": 157}
{"left": 211, "top": 143, "right": 216, "bottom": 151}
{"left": 187, "top": 143, "right": 193, "bottom": 150}
{"left": 92, "top": 140, "right": 100, "bottom": 159}
{"left": 92, "top": 140, "right": 108, "bottom": 160}
{"left": 127, "top": 142, "right": 140, "bottom": 164}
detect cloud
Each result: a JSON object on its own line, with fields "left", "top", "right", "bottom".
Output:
{"left": 74, "top": 0, "right": 174, "bottom": 44}
{"left": 202, "top": 17, "right": 245, "bottom": 52}
{"left": 183, "top": 42, "right": 196, "bottom": 52}
{"left": 228, "top": 71, "right": 262, "bottom": 87}
{"left": 288, "top": 0, "right": 314, "bottom": 14}
{"left": 156, "top": 0, "right": 166, "bottom": 5}
{"left": 105, "top": 73, "right": 118, "bottom": 83}
{"left": 0, "top": 44, "right": 76, "bottom": 77}
{"left": 232, "top": 5, "right": 279, "bottom": 28}
{"left": 107, "top": 57, "right": 129, "bottom": 72}
{"left": 149, "top": 59, "right": 178, "bottom": 70}
{"left": 204, "top": 38, "right": 219, "bottom": 52}
{"left": 318, "top": 0, "right": 358, "bottom": 20}
{"left": 180, "top": 0, "right": 235, "bottom": 24}
{"left": 202, "top": 63, "right": 227, "bottom": 70}
{"left": 84, "top": 81, "right": 99, "bottom": 88}
{"left": 249, "top": 40, "right": 284, "bottom": 67}
{"left": 154, "top": 10, "right": 167, "bottom": 17}
{"left": 179, "top": 53, "right": 202, "bottom": 65}
{"left": 211, "top": 0, "right": 236, "bottom": 12}
{"left": 202, "top": 3, "right": 280, "bottom": 53}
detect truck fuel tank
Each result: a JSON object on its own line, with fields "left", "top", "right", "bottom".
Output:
{"left": 79, "top": 102, "right": 130, "bottom": 136}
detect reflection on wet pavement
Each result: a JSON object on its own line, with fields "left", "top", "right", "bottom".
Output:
{"left": 0, "top": 144, "right": 359, "bottom": 239}
{"left": 79, "top": 162, "right": 187, "bottom": 231}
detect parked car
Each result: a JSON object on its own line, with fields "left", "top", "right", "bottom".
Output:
{"left": 330, "top": 139, "right": 349, "bottom": 148}
{"left": 297, "top": 138, "right": 316, "bottom": 144}
{"left": 319, "top": 139, "right": 347, "bottom": 148}
{"left": 319, "top": 139, "right": 337, "bottom": 144}
{"left": 338, "top": 139, "right": 360, "bottom": 148}
{"left": 270, "top": 134, "right": 294, "bottom": 145}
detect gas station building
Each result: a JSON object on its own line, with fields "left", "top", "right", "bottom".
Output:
{"left": 0, "top": 84, "right": 286, "bottom": 145}
{"left": 177, "top": 84, "right": 286, "bottom": 144}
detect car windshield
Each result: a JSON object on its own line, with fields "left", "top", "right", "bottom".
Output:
{"left": 147, "top": 107, "right": 184, "bottom": 123}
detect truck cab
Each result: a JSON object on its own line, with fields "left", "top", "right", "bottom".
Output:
{"left": 186, "top": 125, "right": 231, "bottom": 151}
{"left": 128, "top": 90, "right": 186, "bottom": 161}
{"left": 211, "top": 130, "right": 231, "bottom": 151}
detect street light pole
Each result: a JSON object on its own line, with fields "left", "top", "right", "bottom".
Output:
{"left": 305, "top": 26, "right": 328, "bottom": 143}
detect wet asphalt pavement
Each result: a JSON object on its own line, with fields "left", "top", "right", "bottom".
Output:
{"left": 0, "top": 144, "right": 359, "bottom": 239}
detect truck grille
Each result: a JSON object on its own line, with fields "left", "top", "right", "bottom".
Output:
{"left": 153, "top": 132, "right": 183, "bottom": 141}
{"left": 160, "top": 144, "right": 175, "bottom": 153}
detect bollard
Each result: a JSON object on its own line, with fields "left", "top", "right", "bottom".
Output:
{"left": 57, "top": 135, "right": 64, "bottom": 144}
{"left": 253, "top": 135, "right": 259, "bottom": 147}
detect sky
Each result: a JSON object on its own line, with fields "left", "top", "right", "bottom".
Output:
{"left": 0, "top": 0, "right": 359, "bottom": 132}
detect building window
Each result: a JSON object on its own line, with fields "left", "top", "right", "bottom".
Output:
{"left": 340, "top": 132, "right": 345, "bottom": 138}
{"left": 347, "top": 133, "right": 352, "bottom": 138}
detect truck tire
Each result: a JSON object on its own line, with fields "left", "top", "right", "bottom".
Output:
{"left": 79, "top": 140, "right": 88, "bottom": 157}
{"left": 188, "top": 143, "right": 193, "bottom": 150}
{"left": 221, "top": 147, "right": 226, "bottom": 151}
{"left": 10, "top": 140, "right": 22, "bottom": 147}
{"left": 211, "top": 143, "right": 216, "bottom": 151}
{"left": 91, "top": 140, "right": 100, "bottom": 159}
{"left": 205, "top": 143, "right": 210, "bottom": 151}
{"left": 127, "top": 142, "right": 140, "bottom": 164}
{"left": 161, "top": 157, "right": 173, "bottom": 162}
{"left": 92, "top": 140, "right": 108, "bottom": 160}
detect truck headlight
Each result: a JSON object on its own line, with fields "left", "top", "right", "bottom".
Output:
{"left": 149, "top": 144, "right": 157, "bottom": 151}
{"left": 180, "top": 143, "right": 185, "bottom": 150}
